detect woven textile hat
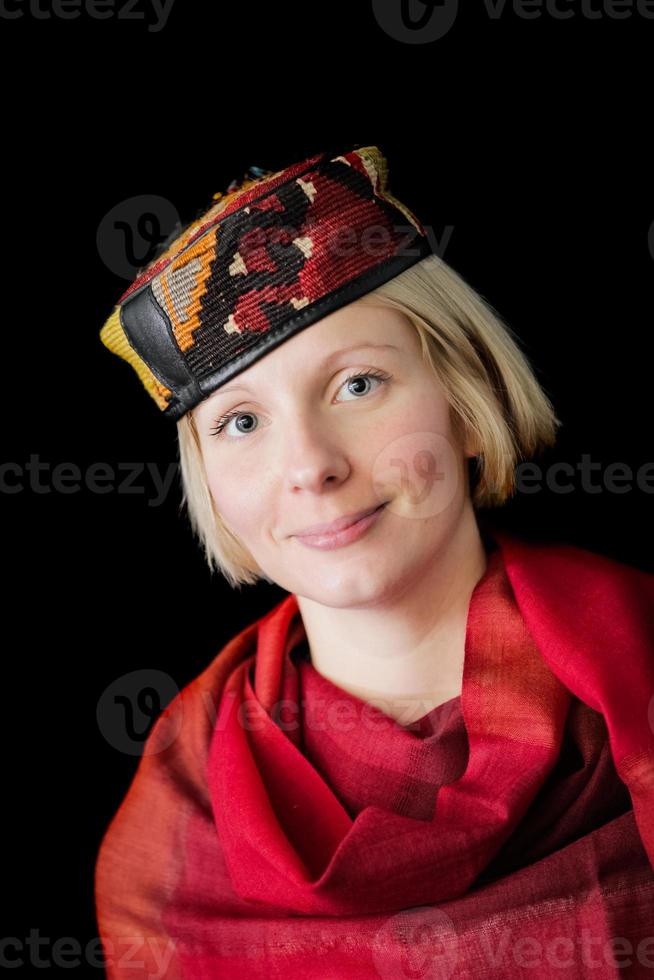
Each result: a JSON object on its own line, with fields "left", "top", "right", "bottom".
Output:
{"left": 99, "top": 145, "right": 434, "bottom": 422}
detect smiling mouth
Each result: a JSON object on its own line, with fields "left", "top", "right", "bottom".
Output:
{"left": 292, "top": 502, "right": 388, "bottom": 539}
{"left": 292, "top": 502, "right": 389, "bottom": 550}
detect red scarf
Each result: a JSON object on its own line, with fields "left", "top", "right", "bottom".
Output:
{"left": 95, "top": 529, "right": 654, "bottom": 978}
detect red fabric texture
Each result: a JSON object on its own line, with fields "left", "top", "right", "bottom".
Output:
{"left": 95, "top": 529, "right": 654, "bottom": 978}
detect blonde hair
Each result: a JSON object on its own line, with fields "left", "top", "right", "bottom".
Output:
{"left": 176, "top": 252, "right": 562, "bottom": 589}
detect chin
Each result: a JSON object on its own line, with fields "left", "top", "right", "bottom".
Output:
{"left": 302, "top": 566, "right": 396, "bottom": 609}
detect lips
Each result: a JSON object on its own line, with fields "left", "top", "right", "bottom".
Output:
{"left": 291, "top": 503, "right": 387, "bottom": 538}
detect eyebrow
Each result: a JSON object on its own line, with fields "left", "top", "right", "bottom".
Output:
{"left": 209, "top": 343, "right": 400, "bottom": 399}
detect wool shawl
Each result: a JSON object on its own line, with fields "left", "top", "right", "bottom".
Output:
{"left": 94, "top": 529, "right": 654, "bottom": 978}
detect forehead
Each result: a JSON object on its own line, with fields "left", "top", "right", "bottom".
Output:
{"left": 193, "top": 301, "right": 415, "bottom": 420}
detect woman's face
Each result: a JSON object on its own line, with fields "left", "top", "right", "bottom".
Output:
{"left": 192, "top": 300, "right": 477, "bottom": 607}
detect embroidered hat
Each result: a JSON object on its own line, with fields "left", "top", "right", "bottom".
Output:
{"left": 99, "top": 144, "right": 433, "bottom": 422}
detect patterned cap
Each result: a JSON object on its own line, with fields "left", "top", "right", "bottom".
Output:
{"left": 99, "top": 145, "right": 433, "bottom": 421}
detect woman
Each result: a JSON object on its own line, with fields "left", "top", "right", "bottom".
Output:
{"left": 96, "top": 145, "right": 654, "bottom": 978}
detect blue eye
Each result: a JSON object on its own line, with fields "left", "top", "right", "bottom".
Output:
{"left": 209, "top": 409, "right": 258, "bottom": 439}
{"left": 338, "top": 368, "right": 389, "bottom": 401}
{"left": 209, "top": 368, "right": 391, "bottom": 440}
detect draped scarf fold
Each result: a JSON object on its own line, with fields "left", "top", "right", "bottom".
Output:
{"left": 95, "top": 529, "right": 654, "bottom": 978}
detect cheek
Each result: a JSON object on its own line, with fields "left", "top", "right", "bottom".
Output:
{"left": 370, "top": 392, "right": 462, "bottom": 518}
{"left": 204, "top": 466, "right": 242, "bottom": 529}
{"left": 406, "top": 388, "right": 453, "bottom": 432}
{"left": 206, "top": 468, "right": 270, "bottom": 538}
{"left": 370, "top": 389, "right": 455, "bottom": 461}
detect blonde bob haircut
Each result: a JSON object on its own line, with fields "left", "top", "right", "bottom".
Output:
{"left": 176, "top": 252, "right": 562, "bottom": 589}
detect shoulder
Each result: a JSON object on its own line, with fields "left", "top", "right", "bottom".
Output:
{"left": 489, "top": 527, "right": 654, "bottom": 666}
{"left": 95, "top": 615, "right": 261, "bottom": 902}
{"left": 492, "top": 527, "right": 653, "bottom": 595}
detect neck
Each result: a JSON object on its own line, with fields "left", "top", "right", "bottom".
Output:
{"left": 294, "top": 506, "right": 489, "bottom": 725}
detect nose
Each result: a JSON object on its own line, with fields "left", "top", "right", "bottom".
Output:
{"left": 280, "top": 415, "right": 350, "bottom": 494}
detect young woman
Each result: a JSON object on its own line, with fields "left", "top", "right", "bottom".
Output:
{"left": 96, "top": 145, "right": 654, "bottom": 978}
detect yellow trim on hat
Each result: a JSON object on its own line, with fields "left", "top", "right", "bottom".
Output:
{"left": 100, "top": 306, "right": 173, "bottom": 412}
{"left": 355, "top": 146, "right": 426, "bottom": 236}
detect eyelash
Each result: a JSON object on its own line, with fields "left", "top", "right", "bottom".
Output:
{"left": 209, "top": 368, "right": 392, "bottom": 440}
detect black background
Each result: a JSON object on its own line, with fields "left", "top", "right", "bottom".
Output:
{"left": 2, "top": 0, "right": 652, "bottom": 969}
